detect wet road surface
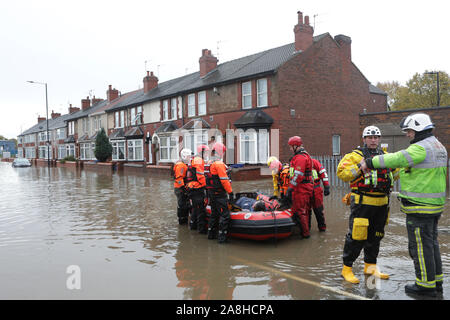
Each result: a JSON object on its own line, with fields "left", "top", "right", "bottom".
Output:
{"left": 0, "top": 162, "right": 449, "bottom": 300}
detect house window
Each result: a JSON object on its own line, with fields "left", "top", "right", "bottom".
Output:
{"left": 56, "top": 128, "right": 66, "bottom": 140}
{"left": 18, "top": 148, "right": 23, "bottom": 158}
{"left": 242, "top": 81, "right": 252, "bottom": 109}
{"left": 257, "top": 78, "right": 268, "bottom": 107}
{"left": 171, "top": 98, "right": 177, "bottom": 120}
{"left": 25, "top": 147, "right": 36, "bottom": 159}
{"left": 184, "top": 130, "right": 208, "bottom": 157}
{"left": 188, "top": 94, "right": 196, "bottom": 117}
{"left": 332, "top": 135, "right": 341, "bottom": 155}
{"left": 112, "top": 141, "right": 126, "bottom": 160}
{"left": 160, "top": 136, "right": 178, "bottom": 162}
{"left": 39, "top": 146, "right": 50, "bottom": 159}
{"left": 80, "top": 143, "right": 92, "bottom": 160}
{"left": 132, "top": 106, "right": 142, "bottom": 125}
{"left": 163, "top": 100, "right": 169, "bottom": 121}
{"left": 115, "top": 111, "right": 125, "bottom": 128}
{"left": 58, "top": 145, "right": 66, "bottom": 159}
{"left": 198, "top": 91, "right": 206, "bottom": 116}
{"left": 127, "top": 139, "right": 143, "bottom": 161}
{"left": 39, "top": 131, "right": 48, "bottom": 142}
{"left": 66, "top": 144, "right": 75, "bottom": 157}
{"left": 68, "top": 121, "right": 75, "bottom": 136}
{"left": 239, "top": 129, "right": 269, "bottom": 164}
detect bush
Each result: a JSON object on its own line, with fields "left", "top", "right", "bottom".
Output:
{"left": 94, "top": 128, "right": 112, "bottom": 162}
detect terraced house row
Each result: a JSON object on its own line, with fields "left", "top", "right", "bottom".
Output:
{"left": 17, "top": 11, "right": 388, "bottom": 173}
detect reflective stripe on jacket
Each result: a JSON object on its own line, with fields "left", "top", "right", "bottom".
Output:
{"left": 372, "top": 135, "right": 447, "bottom": 211}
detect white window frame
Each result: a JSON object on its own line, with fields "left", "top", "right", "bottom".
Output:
{"left": 242, "top": 81, "right": 252, "bottom": 109}
{"left": 257, "top": 78, "right": 268, "bottom": 107}
{"left": 65, "top": 144, "right": 75, "bottom": 157}
{"left": 115, "top": 111, "right": 125, "bottom": 128}
{"left": 163, "top": 100, "right": 169, "bottom": 121}
{"left": 38, "top": 146, "right": 50, "bottom": 159}
{"left": 80, "top": 142, "right": 93, "bottom": 160}
{"left": 68, "top": 121, "right": 75, "bottom": 136}
{"left": 112, "top": 140, "right": 126, "bottom": 161}
{"left": 188, "top": 93, "right": 196, "bottom": 117}
{"left": 159, "top": 136, "right": 179, "bottom": 162}
{"left": 18, "top": 148, "right": 24, "bottom": 158}
{"left": 127, "top": 139, "right": 144, "bottom": 161}
{"left": 198, "top": 91, "right": 206, "bottom": 116}
{"left": 58, "top": 145, "right": 66, "bottom": 159}
{"left": 184, "top": 130, "right": 208, "bottom": 157}
{"left": 239, "top": 129, "right": 269, "bottom": 164}
{"left": 25, "top": 147, "right": 36, "bottom": 159}
{"left": 332, "top": 135, "right": 341, "bottom": 155}
{"left": 170, "top": 98, "right": 177, "bottom": 120}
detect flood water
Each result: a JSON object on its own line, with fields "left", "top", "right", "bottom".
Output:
{"left": 0, "top": 161, "right": 449, "bottom": 300}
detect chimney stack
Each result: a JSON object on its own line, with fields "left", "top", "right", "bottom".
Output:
{"left": 143, "top": 71, "right": 159, "bottom": 93}
{"left": 51, "top": 110, "right": 61, "bottom": 119}
{"left": 91, "top": 95, "right": 103, "bottom": 105}
{"left": 107, "top": 85, "right": 119, "bottom": 102}
{"left": 81, "top": 96, "right": 91, "bottom": 110}
{"left": 294, "top": 11, "right": 314, "bottom": 52}
{"left": 334, "top": 34, "right": 352, "bottom": 61}
{"left": 68, "top": 104, "right": 80, "bottom": 114}
{"left": 38, "top": 116, "right": 46, "bottom": 123}
{"left": 199, "top": 49, "right": 218, "bottom": 77}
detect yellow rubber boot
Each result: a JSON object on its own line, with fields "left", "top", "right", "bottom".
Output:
{"left": 364, "top": 263, "right": 389, "bottom": 280}
{"left": 341, "top": 265, "right": 360, "bottom": 284}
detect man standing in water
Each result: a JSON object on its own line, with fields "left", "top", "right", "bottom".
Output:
{"left": 337, "top": 126, "right": 399, "bottom": 284}
{"left": 361, "top": 113, "right": 447, "bottom": 297}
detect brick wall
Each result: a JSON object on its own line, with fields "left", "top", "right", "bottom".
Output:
{"left": 276, "top": 34, "right": 386, "bottom": 162}
{"left": 360, "top": 106, "right": 450, "bottom": 153}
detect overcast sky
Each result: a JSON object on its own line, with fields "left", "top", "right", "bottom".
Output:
{"left": 1, "top": 0, "right": 448, "bottom": 139}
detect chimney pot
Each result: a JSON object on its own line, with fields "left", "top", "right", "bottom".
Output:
{"left": 305, "top": 15, "right": 310, "bottom": 25}
{"left": 297, "top": 11, "right": 303, "bottom": 24}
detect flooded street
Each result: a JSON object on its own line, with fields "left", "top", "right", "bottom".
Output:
{"left": 0, "top": 161, "right": 449, "bottom": 300}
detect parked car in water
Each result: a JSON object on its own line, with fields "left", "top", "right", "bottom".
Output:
{"left": 12, "top": 158, "right": 32, "bottom": 167}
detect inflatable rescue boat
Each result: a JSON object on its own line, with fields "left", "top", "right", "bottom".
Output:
{"left": 206, "top": 192, "right": 296, "bottom": 241}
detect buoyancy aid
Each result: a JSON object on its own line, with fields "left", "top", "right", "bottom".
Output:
{"left": 173, "top": 161, "right": 188, "bottom": 189}
{"left": 209, "top": 159, "right": 232, "bottom": 196}
{"left": 350, "top": 147, "right": 393, "bottom": 194}
{"left": 278, "top": 165, "right": 290, "bottom": 196}
{"left": 186, "top": 156, "right": 206, "bottom": 189}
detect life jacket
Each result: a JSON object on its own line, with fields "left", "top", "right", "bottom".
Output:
{"left": 208, "top": 159, "right": 232, "bottom": 196}
{"left": 289, "top": 149, "right": 313, "bottom": 186}
{"left": 350, "top": 147, "right": 393, "bottom": 194}
{"left": 173, "top": 161, "right": 188, "bottom": 189}
{"left": 185, "top": 165, "right": 197, "bottom": 184}
{"left": 278, "top": 165, "right": 290, "bottom": 195}
{"left": 255, "top": 193, "right": 280, "bottom": 211}
{"left": 204, "top": 162, "right": 213, "bottom": 190}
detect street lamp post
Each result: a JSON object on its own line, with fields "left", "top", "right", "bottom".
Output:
{"left": 425, "top": 71, "right": 440, "bottom": 107}
{"left": 27, "top": 80, "right": 51, "bottom": 168}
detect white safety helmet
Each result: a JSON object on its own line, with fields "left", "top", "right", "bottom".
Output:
{"left": 362, "top": 126, "right": 381, "bottom": 138}
{"left": 180, "top": 148, "right": 192, "bottom": 163}
{"left": 400, "top": 113, "right": 434, "bottom": 132}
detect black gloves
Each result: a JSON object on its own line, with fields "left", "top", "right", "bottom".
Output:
{"left": 324, "top": 186, "right": 330, "bottom": 196}
{"left": 228, "top": 192, "right": 234, "bottom": 203}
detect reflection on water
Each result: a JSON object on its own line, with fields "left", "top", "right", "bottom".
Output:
{"left": 0, "top": 162, "right": 449, "bottom": 300}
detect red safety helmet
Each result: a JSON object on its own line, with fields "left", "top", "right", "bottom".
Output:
{"left": 212, "top": 142, "right": 226, "bottom": 157}
{"left": 197, "top": 144, "right": 210, "bottom": 155}
{"left": 288, "top": 136, "right": 303, "bottom": 147}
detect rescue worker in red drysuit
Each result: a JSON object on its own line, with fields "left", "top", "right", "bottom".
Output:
{"left": 173, "top": 148, "right": 192, "bottom": 225}
{"left": 186, "top": 145, "right": 208, "bottom": 234}
{"left": 286, "top": 136, "right": 314, "bottom": 238}
{"left": 206, "top": 142, "right": 233, "bottom": 243}
{"left": 309, "top": 158, "right": 331, "bottom": 231}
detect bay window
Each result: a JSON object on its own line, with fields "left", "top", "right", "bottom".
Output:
{"left": 159, "top": 136, "right": 178, "bottom": 162}
{"left": 112, "top": 141, "right": 126, "bottom": 161}
{"left": 239, "top": 129, "right": 269, "bottom": 164}
{"left": 127, "top": 139, "right": 143, "bottom": 161}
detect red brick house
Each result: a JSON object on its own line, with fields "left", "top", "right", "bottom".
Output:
{"left": 103, "top": 11, "right": 387, "bottom": 167}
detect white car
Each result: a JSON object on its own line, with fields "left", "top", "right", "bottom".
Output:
{"left": 12, "top": 158, "right": 32, "bottom": 167}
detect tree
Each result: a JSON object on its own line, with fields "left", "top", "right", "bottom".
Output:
{"left": 377, "top": 70, "right": 450, "bottom": 110}
{"left": 94, "top": 128, "right": 112, "bottom": 162}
